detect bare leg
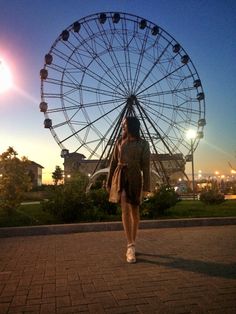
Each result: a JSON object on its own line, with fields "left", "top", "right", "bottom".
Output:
{"left": 121, "top": 190, "right": 133, "bottom": 245}
{"left": 130, "top": 204, "right": 140, "bottom": 244}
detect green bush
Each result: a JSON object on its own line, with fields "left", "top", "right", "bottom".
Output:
{"left": 199, "top": 189, "right": 225, "bottom": 205}
{"left": 41, "top": 184, "right": 89, "bottom": 222}
{"left": 140, "top": 186, "right": 179, "bottom": 218}
{"left": 42, "top": 172, "right": 90, "bottom": 222}
{"left": 87, "top": 188, "right": 118, "bottom": 218}
{"left": 0, "top": 147, "right": 32, "bottom": 215}
{"left": 42, "top": 172, "right": 119, "bottom": 223}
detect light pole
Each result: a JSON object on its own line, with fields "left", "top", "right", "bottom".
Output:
{"left": 186, "top": 129, "right": 197, "bottom": 200}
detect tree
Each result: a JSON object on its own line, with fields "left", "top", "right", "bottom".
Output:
{"left": 52, "top": 165, "right": 63, "bottom": 185}
{"left": 0, "top": 147, "right": 32, "bottom": 214}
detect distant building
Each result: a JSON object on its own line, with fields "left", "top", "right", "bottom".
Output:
{"left": 63, "top": 152, "right": 186, "bottom": 188}
{"left": 0, "top": 159, "right": 44, "bottom": 188}
{"left": 63, "top": 152, "right": 102, "bottom": 180}
{"left": 151, "top": 153, "right": 186, "bottom": 183}
{"left": 27, "top": 161, "right": 44, "bottom": 187}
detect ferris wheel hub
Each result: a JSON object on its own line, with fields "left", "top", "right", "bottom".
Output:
{"left": 127, "top": 95, "right": 138, "bottom": 105}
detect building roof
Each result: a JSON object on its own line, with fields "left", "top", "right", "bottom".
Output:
{"left": 151, "top": 153, "right": 184, "bottom": 161}
{"left": 28, "top": 161, "right": 44, "bottom": 168}
{"left": 66, "top": 152, "right": 86, "bottom": 159}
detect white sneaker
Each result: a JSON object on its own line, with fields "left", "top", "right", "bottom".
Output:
{"left": 126, "top": 244, "right": 136, "bottom": 263}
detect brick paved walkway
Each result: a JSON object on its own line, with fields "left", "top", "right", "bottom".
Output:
{"left": 0, "top": 225, "right": 236, "bottom": 313}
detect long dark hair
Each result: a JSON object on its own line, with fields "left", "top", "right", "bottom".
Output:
{"left": 126, "top": 116, "right": 140, "bottom": 139}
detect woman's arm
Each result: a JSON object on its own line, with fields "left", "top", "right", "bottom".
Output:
{"left": 106, "top": 141, "right": 119, "bottom": 189}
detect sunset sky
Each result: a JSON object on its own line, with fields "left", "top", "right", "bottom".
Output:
{"left": 0, "top": 0, "right": 236, "bottom": 183}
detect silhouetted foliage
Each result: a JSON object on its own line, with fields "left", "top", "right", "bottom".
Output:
{"left": 42, "top": 172, "right": 119, "bottom": 222}
{"left": 52, "top": 165, "right": 64, "bottom": 185}
{"left": 200, "top": 188, "right": 225, "bottom": 205}
{"left": 140, "top": 186, "right": 180, "bottom": 218}
{"left": 0, "top": 147, "right": 32, "bottom": 214}
{"left": 87, "top": 188, "right": 118, "bottom": 217}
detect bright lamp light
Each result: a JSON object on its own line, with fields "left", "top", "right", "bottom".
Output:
{"left": 186, "top": 129, "right": 197, "bottom": 140}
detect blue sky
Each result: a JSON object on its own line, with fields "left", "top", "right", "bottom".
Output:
{"left": 0, "top": 0, "right": 236, "bottom": 183}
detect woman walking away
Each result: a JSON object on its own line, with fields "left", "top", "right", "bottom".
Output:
{"left": 106, "top": 116, "right": 150, "bottom": 263}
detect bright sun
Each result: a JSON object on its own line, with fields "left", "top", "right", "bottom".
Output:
{"left": 0, "top": 59, "right": 13, "bottom": 93}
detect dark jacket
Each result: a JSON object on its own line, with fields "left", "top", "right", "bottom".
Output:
{"left": 107, "top": 138, "right": 150, "bottom": 204}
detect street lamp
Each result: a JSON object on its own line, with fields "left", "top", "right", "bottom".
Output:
{"left": 186, "top": 129, "right": 197, "bottom": 200}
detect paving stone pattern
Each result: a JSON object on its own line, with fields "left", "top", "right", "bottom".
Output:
{"left": 0, "top": 225, "right": 236, "bottom": 313}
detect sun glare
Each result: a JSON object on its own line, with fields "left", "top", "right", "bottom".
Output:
{"left": 0, "top": 58, "right": 13, "bottom": 93}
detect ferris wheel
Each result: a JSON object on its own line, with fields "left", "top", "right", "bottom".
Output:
{"left": 40, "top": 12, "right": 206, "bottom": 183}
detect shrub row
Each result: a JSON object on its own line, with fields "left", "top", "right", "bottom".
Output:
{"left": 42, "top": 185, "right": 118, "bottom": 223}
{"left": 199, "top": 189, "right": 225, "bottom": 204}
{"left": 42, "top": 184, "right": 180, "bottom": 222}
{"left": 140, "top": 186, "right": 179, "bottom": 218}
{"left": 42, "top": 178, "right": 225, "bottom": 223}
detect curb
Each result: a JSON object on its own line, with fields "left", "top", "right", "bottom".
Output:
{"left": 0, "top": 217, "right": 236, "bottom": 238}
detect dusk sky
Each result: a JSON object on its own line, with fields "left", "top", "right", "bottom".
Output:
{"left": 0, "top": 0, "right": 236, "bottom": 183}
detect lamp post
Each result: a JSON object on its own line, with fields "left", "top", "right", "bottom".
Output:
{"left": 186, "top": 129, "right": 197, "bottom": 200}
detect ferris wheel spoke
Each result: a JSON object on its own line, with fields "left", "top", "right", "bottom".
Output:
{"left": 49, "top": 47, "right": 79, "bottom": 65}
{"left": 136, "top": 101, "right": 176, "bottom": 155}
{"left": 136, "top": 62, "right": 186, "bottom": 96}
{"left": 77, "top": 83, "right": 119, "bottom": 97}
{"left": 120, "top": 18, "right": 134, "bottom": 92}
{"left": 52, "top": 47, "right": 122, "bottom": 94}
{"left": 140, "top": 112, "right": 184, "bottom": 158}
{"left": 77, "top": 110, "right": 107, "bottom": 141}
{"left": 61, "top": 81, "right": 121, "bottom": 99}
{"left": 51, "top": 45, "right": 90, "bottom": 74}
{"left": 138, "top": 105, "right": 173, "bottom": 137}
{"left": 86, "top": 113, "right": 122, "bottom": 159}
{"left": 71, "top": 121, "right": 105, "bottom": 152}
{"left": 138, "top": 112, "right": 168, "bottom": 178}
{"left": 138, "top": 86, "right": 196, "bottom": 98}
{"left": 77, "top": 21, "right": 129, "bottom": 94}
{"left": 172, "top": 74, "right": 195, "bottom": 90}
{"left": 142, "top": 97, "right": 200, "bottom": 116}
{"left": 150, "top": 107, "right": 194, "bottom": 138}
{"left": 63, "top": 96, "right": 126, "bottom": 111}
{"left": 74, "top": 141, "right": 99, "bottom": 158}
{"left": 42, "top": 93, "right": 62, "bottom": 99}
{"left": 51, "top": 120, "right": 71, "bottom": 129}
{"left": 82, "top": 64, "right": 124, "bottom": 95}
{"left": 130, "top": 28, "right": 152, "bottom": 92}
{"left": 52, "top": 46, "right": 86, "bottom": 71}
{"left": 46, "top": 105, "right": 80, "bottom": 114}
{"left": 94, "top": 21, "right": 130, "bottom": 93}
{"left": 46, "top": 62, "right": 67, "bottom": 75}
{"left": 45, "top": 72, "right": 118, "bottom": 97}
{"left": 139, "top": 97, "right": 196, "bottom": 114}
{"left": 92, "top": 103, "right": 129, "bottom": 166}
{"left": 135, "top": 41, "right": 172, "bottom": 93}
{"left": 139, "top": 92, "right": 199, "bottom": 114}
{"left": 59, "top": 100, "right": 126, "bottom": 144}
{"left": 98, "top": 19, "right": 132, "bottom": 89}
{"left": 140, "top": 101, "right": 187, "bottom": 136}
{"left": 139, "top": 94, "right": 200, "bottom": 115}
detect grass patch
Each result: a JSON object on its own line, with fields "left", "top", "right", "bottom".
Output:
{"left": 163, "top": 199, "right": 236, "bottom": 219}
{"left": 0, "top": 203, "right": 59, "bottom": 227}
{"left": 0, "top": 200, "right": 235, "bottom": 227}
